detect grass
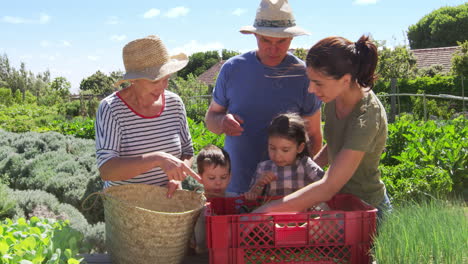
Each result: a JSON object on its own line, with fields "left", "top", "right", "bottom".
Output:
{"left": 372, "top": 197, "right": 467, "bottom": 263}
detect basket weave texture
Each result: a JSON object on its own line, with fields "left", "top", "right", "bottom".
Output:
{"left": 102, "top": 184, "right": 205, "bottom": 264}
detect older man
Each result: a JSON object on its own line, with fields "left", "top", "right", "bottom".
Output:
{"left": 205, "top": 0, "right": 322, "bottom": 196}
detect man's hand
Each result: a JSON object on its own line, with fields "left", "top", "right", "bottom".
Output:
{"left": 222, "top": 114, "right": 244, "bottom": 136}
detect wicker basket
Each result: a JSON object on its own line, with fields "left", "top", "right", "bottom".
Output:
{"left": 102, "top": 184, "right": 205, "bottom": 264}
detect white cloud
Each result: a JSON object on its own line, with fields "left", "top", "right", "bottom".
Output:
{"left": 164, "top": 6, "right": 189, "bottom": 18}
{"left": 20, "top": 54, "right": 33, "bottom": 60}
{"left": 353, "top": 0, "right": 379, "bottom": 5}
{"left": 40, "top": 40, "right": 50, "bottom": 47}
{"left": 2, "top": 16, "right": 26, "bottom": 24}
{"left": 143, "top": 8, "right": 161, "bottom": 19}
{"left": 2, "top": 13, "right": 51, "bottom": 24}
{"left": 39, "top": 54, "right": 58, "bottom": 61}
{"left": 87, "top": 56, "right": 100, "bottom": 61}
{"left": 61, "top": 40, "right": 71, "bottom": 47}
{"left": 170, "top": 40, "right": 224, "bottom": 55}
{"left": 106, "top": 16, "right": 120, "bottom": 25}
{"left": 110, "top": 35, "right": 127, "bottom": 42}
{"left": 40, "top": 40, "right": 71, "bottom": 48}
{"left": 39, "top": 13, "right": 50, "bottom": 24}
{"left": 232, "top": 8, "right": 247, "bottom": 16}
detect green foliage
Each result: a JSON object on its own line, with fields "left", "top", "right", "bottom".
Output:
{"left": 376, "top": 43, "right": 417, "bottom": 81}
{"left": 411, "top": 90, "right": 454, "bottom": 119}
{"left": 416, "top": 64, "right": 445, "bottom": 77}
{"left": 0, "top": 87, "right": 15, "bottom": 106}
{"left": 407, "top": 3, "right": 468, "bottom": 49}
{"left": 380, "top": 116, "right": 467, "bottom": 202}
{"left": 221, "top": 49, "right": 240, "bottom": 60}
{"left": 58, "top": 100, "right": 81, "bottom": 117}
{"left": 177, "top": 51, "right": 221, "bottom": 79}
{"left": 0, "top": 54, "right": 54, "bottom": 102}
{"left": 293, "top": 48, "right": 308, "bottom": 61}
{"left": 79, "top": 70, "right": 115, "bottom": 95}
{"left": 0, "top": 184, "right": 16, "bottom": 219}
{"left": 451, "top": 40, "right": 468, "bottom": 77}
{"left": 169, "top": 75, "right": 211, "bottom": 122}
{"left": 374, "top": 75, "right": 463, "bottom": 114}
{"left": 0, "top": 104, "right": 60, "bottom": 133}
{"left": 373, "top": 198, "right": 467, "bottom": 263}
{"left": 188, "top": 118, "right": 224, "bottom": 153}
{"left": 0, "top": 103, "right": 96, "bottom": 138}
{"left": 0, "top": 130, "right": 103, "bottom": 224}
{"left": 50, "top": 77, "right": 71, "bottom": 98}
{"left": 0, "top": 217, "right": 85, "bottom": 263}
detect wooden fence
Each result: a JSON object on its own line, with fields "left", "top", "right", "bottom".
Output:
{"left": 184, "top": 93, "right": 467, "bottom": 122}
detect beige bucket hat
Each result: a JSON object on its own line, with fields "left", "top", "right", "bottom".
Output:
{"left": 114, "top": 35, "right": 188, "bottom": 86}
{"left": 240, "top": 0, "right": 310, "bottom": 38}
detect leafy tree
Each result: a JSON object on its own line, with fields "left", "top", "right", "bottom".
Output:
{"left": 50, "top": 77, "right": 71, "bottom": 98}
{"left": 293, "top": 48, "right": 308, "bottom": 61}
{"left": 417, "top": 64, "right": 445, "bottom": 77}
{"left": 451, "top": 40, "right": 468, "bottom": 77}
{"left": 0, "top": 53, "right": 50, "bottom": 99}
{"left": 79, "top": 70, "right": 115, "bottom": 95}
{"left": 376, "top": 42, "right": 417, "bottom": 83}
{"left": 221, "top": 49, "right": 240, "bottom": 60}
{"left": 407, "top": 3, "right": 468, "bottom": 49}
{"left": 177, "top": 51, "right": 220, "bottom": 79}
{"left": 0, "top": 87, "right": 15, "bottom": 106}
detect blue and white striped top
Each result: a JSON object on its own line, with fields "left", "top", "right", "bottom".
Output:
{"left": 95, "top": 90, "right": 194, "bottom": 188}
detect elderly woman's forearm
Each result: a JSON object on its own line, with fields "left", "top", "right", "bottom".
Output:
{"left": 99, "top": 155, "right": 159, "bottom": 181}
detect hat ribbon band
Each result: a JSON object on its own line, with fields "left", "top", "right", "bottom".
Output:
{"left": 254, "top": 19, "right": 296, "bottom": 28}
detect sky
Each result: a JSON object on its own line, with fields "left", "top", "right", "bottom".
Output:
{"left": 1, "top": 0, "right": 466, "bottom": 94}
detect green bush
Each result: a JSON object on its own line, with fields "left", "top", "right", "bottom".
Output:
{"left": 58, "top": 100, "right": 81, "bottom": 117}
{"left": 0, "top": 217, "right": 85, "bottom": 263}
{"left": 0, "top": 87, "right": 15, "bottom": 106}
{"left": 0, "top": 130, "right": 103, "bottom": 224}
{"left": 188, "top": 118, "right": 225, "bottom": 153}
{"left": 411, "top": 90, "right": 455, "bottom": 120}
{"left": 8, "top": 188, "right": 105, "bottom": 253}
{"left": 381, "top": 115, "right": 468, "bottom": 202}
{"left": 0, "top": 184, "right": 16, "bottom": 219}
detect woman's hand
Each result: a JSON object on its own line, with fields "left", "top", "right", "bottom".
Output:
{"left": 166, "top": 180, "right": 182, "bottom": 198}
{"left": 156, "top": 152, "right": 202, "bottom": 198}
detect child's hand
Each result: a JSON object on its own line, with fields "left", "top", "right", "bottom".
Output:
{"left": 244, "top": 191, "right": 258, "bottom": 201}
{"left": 259, "top": 171, "right": 277, "bottom": 185}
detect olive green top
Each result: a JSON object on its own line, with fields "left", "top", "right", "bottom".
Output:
{"left": 324, "top": 91, "right": 387, "bottom": 207}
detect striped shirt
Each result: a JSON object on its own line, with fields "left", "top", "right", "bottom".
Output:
{"left": 252, "top": 156, "right": 324, "bottom": 196}
{"left": 95, "top": 90, "right": 194, "bottom": 188}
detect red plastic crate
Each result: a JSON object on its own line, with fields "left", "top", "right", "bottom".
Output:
{"left": 206, "top": 194, "right": 377, "bottom": 264}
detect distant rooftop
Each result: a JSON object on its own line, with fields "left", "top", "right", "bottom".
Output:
{"left": 411, "top": 46, "right": 460, "bottom": 72}
{"left": 197, "top": 60, "right": 225, "bottom": 86}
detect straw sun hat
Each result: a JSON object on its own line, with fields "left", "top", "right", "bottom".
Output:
{"left": 114, "top": 35, "right": 188, "bottom": 86}
{"left": 240, "top": 0, "right": 310, "bottom": 38}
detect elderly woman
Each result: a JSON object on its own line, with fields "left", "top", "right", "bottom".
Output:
{"left": 95, "top": 35, "right": 201, "bottom": 197}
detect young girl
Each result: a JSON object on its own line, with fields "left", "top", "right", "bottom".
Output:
{"left": 244, "top": 113, "right": 324, "bottom": 200}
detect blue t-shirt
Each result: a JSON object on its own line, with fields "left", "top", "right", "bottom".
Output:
{"left": 212, "top": 51, "right": 322, "bottom": 193}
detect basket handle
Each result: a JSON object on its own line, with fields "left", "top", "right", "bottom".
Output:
{"left": 81, "top": 191, "right": 104, "bottom": 211}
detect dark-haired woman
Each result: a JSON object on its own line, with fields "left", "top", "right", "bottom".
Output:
{"left": 254, "top": 35, "right": 391, "bottom": 222}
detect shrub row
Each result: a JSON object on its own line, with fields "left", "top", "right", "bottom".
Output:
{"left": 0, "top": 130, "right": 103, "bottom": 224}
